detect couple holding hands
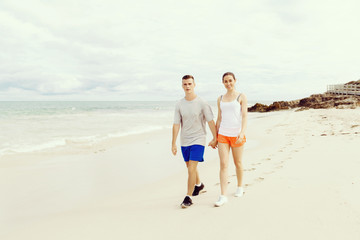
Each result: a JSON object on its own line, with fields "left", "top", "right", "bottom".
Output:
{"left": 172, "top": 72, "right": 247, "bottom": 208}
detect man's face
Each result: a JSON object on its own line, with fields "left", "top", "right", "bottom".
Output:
{"left": 182, "top": 78, "right": 195, "bottom": 94}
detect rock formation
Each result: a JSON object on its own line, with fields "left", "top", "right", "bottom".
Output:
{"left": 248, "top": 80, "right": 360, "bottom": 112}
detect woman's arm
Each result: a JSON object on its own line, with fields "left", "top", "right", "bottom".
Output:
{"left": 215, "top": 96, "right": 222, "bottom": 132}
{"left": 239, "top": 93, "right": 248, "bottom": 136}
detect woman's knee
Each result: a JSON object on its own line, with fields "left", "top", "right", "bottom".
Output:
{"left": 220, "top": 161, "right": 228, "bottom": 170}
{"left": 234, "top": 161, "right": 243, "bottom": 169}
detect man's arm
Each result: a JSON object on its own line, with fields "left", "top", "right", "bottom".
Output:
{"left": 172, "top": 123, "right": 180, "bottom": 155}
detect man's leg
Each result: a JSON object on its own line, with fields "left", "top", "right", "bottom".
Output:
{"left": 195, "top": 168, "right": 201, "bottom": 185}
{"left": 186, "top": 160, "right": 199, "bottom": 196}
{"left": 186, "top": 161, "right": 200, "bottom": 185}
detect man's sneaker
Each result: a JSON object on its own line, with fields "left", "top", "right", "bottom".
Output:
{"left": 214, "top": 195, "right": 228, "bottom": 207}
{"left": 235, "top": 187, "right": 244, "bottom": 197}
{"left": 192, "top": 183, "right": 205, "bottom": 196}
{"left": 181, "top": 196, "right": 193, "bottom": 208}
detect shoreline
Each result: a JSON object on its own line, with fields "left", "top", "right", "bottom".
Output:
{"left": 1, "top": 108, "right": 360, "bottom": 239}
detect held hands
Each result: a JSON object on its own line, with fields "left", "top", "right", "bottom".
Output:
{"left": 171, "top": 144, "right": 177, "bottom": 155}
{"left": 235, "top": 132, "right": 246, "bottom": 144}
{"left": 173, "top": 140, "right": 217, "bottom": 154}
{"left": 208, "top": 139, "right": 218, "bottom": 149}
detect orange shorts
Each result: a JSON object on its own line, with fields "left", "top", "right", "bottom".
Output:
{"left": 217, "top": 134, "right": 246, "bottom": 147}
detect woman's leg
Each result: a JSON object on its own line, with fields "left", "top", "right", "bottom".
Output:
{"left": 231, "top": 145, "right": 244, "bottom": 187}
{"left": 218, "top": 142, "right": 230, "bottom": 195}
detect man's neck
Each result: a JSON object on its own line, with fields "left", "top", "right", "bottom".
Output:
{"left": 185, "top": 93, "right": 197, "bottom": 101}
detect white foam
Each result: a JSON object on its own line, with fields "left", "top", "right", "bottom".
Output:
{"left": 0, "top": 139, "right": 67, "bottom": 156}
{"left": 108, "top": 125, "right": 170, "bottom": 138}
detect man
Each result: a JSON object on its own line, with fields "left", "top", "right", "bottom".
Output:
{"left": 172, "top": 75, "right": 217, "bottom": 208}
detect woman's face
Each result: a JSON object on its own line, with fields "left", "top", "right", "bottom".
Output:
{"left": 222, "top": 75, "right": 236, "bottom": 90}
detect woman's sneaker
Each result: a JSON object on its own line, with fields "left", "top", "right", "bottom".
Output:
{"left": 235, "top": 187, "right": 244, "bottom": 197}
{"left": 181, "top": 196, "right": 193, "bottom": 208}
{"left": 214, "top": 195, "right": 228, "bottom": 207}
{"left": 192, "top": 183, "right": 205, "bottom": 196}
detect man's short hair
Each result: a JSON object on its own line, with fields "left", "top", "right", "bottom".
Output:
{"left": 182, "top": 75, "right": 194, "bottom": 81}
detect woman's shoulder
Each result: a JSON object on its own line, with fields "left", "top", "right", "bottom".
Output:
{"left": 239, "top": 92, "right": 247, "bottom": 99}
{"left": 238, "top": 93, "right": 247, "bottom": 103}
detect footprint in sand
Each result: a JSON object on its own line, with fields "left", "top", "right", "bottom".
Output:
{"left": 215, "top": 181, "right": 231, "bottom": 186}
{"left": 94, "top": 149, "right": 106, "bottom": 153}
{"left": 244, "top": 168, "right": 256, "bottom": 172}
{"left": 255, "top": 177, "right": 265, "bottom": 182}
{"left": 94, "top": 149, "right": 105, "bottom": 154}
{"left": 251, "top": 162, "right": 262, "bottom": 166}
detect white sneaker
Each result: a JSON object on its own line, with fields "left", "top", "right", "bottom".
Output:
{"left": 214, "top": 195, "right": 228, "bottom": 207}
{"left": 234, "top": 187, "right": 244, "bottom": 197}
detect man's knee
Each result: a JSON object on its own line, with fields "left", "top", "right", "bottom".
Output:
{"left": 187, "top": 161, "right": 198, "bottom": 173}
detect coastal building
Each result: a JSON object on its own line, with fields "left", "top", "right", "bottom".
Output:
{"left": 327, "top": 80, "right": 360, "bottom": 96}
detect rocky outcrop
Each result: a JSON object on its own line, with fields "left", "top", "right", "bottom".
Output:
{"left": 248, "top": 94, "right": 360, "bottom": 112}
{"left": 298, "top": 94, "right": 359, "bottom": 109}
{"left": 345, "top": 80, "right": 360, "bottom": 85}
{"left": 249, "top": 80, "right": 360, "bottom": 112}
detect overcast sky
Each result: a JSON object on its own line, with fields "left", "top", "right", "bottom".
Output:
{"left": 0, "top": 0, "right": 359, "bottom": 102}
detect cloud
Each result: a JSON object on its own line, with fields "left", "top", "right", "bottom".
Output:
{"left": 0, "top": 0, "right": 359, "bottom": 101}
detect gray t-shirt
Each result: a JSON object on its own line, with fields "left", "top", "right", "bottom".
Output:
{"left": 174, "top": 96, "right": 214, "bottom": 147}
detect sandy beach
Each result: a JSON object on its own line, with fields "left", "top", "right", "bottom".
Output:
{"left": 1, "top": 108, "right": 360, "bottom": 240}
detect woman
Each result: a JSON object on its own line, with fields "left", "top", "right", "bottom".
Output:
{"left": 215, "top": 72, "right": 248, "bottom": 207}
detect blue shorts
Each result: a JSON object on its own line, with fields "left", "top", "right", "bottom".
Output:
{"left": 181, "top": 145, "right": 205, "bottom": 162}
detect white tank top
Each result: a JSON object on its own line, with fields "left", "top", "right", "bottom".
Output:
{"left": 218, "top": 94, "right": 242, "bottom": 137}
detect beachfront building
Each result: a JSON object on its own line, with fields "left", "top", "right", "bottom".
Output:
{"left": 327, "top": 80, "right": 360, "bottom": 96}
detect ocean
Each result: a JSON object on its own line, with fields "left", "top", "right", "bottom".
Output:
{"left": 0, "top": 100, "right": 260, "bottom": 157}
{"left": 0, "top": 101, "right": 178, "bottom": 156}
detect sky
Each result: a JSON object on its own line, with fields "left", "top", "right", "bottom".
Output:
{"left": 0, "top": 0, "right": 359, "bottom": 102}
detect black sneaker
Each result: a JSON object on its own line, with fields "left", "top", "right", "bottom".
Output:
{"left": 180, "top": 196, "right": 193, "bottom": 208}
{"left": 192, "top": 183, "right": 204, "bottom": 196}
